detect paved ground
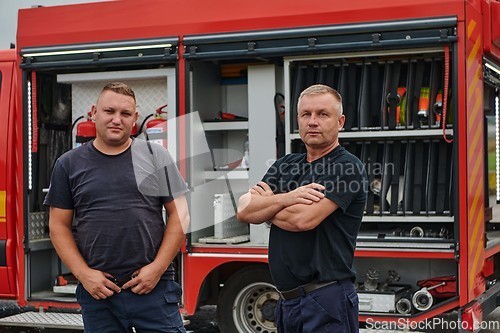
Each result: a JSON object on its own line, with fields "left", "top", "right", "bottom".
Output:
{"left": 185, "top": 305, "right": 219, "bottom": 333}
{"left": 183, "top": 305, "right": 500, "bottom": 333}
{"left": 2, "top": 302, "right": 500, "bottom": 332}
{"left": 0, "top": 302, "right": 220, "bottom": 333}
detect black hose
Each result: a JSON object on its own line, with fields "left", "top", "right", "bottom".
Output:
{"left": 137, "top": 113, "right": 154, "bottom": 136}
{"left": 71, "top": 115, "right": 85, "bottom": 132}
{"left": 69, "top": 115, "right": 85, "bottom": 148}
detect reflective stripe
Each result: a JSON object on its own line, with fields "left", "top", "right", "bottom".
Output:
{"left": 0, "top": 190, "right": 5, "bottom": 220}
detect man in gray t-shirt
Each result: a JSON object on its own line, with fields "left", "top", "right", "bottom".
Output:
{"left": 44, "top": 82, "right": 190, "bottom": 333}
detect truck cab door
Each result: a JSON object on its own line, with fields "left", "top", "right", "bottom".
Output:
{"left": 0, "top": 50, "right": 17, "bottom": 297}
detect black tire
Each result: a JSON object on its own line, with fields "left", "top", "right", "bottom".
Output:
{"left": 217, "top": 266, "right": 278, "bottom": 333}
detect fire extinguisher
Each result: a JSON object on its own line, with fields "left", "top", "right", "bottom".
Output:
{"left": 145, "top": 104, "right": 168, "bottom": 148}
{"left": 75, "top": 111, "right": 96, "bottom": 147}
{"left": 131, "top": 121, "right": 138, "bottom": 137}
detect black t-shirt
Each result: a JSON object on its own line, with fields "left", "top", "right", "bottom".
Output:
{"left": 44, "top": 139, "right": 188, "bottom": 280}
{"left": 263, "top": 146, "right": 367, "bottom": 291}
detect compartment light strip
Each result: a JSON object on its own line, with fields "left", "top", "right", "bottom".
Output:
{"left": 23, "top": 43, "right": 173, "bottom": 58}
{"left": 496, "top": 94, "right": 500, "bottom": 202}
{"left": 27, "top": 79, "right": 32, "bottom": 191}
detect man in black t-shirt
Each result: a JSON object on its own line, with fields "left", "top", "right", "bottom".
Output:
{"left": 238, "top": 84, "right": 367, "bottom": 333}
{"left": 44, "top": 82, "right": 189, "bottom": 333}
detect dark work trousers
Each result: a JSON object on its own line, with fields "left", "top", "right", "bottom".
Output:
{"left": 275, "top": 279, "right": 359, "bottom": 333}
{"left": 76, "top": 279, "right": 186, "bottom": 333}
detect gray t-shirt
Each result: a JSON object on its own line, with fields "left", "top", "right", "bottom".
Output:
{"left": 44, "top": 138, "right": 188, "bottom": 280}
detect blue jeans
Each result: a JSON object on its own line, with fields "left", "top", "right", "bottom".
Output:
{"left": 275, "top": 279, "right": 359, "bottom": 333}
{"left": 76, "top": 279, "right": 186, "bottom": 333}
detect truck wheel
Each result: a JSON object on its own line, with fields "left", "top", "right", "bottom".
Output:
{"left": 217, "top": 266, "right": 278, "bottom": 333}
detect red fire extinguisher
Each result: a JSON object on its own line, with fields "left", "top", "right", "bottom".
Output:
{"left": 146, "top": 104, "right": 168, "bottom": 148}
{"left": 75, "top": 111, "right": 96, "bottom": 147}
{"left": 131, "top": 121, "right": 138, "bottom": 137}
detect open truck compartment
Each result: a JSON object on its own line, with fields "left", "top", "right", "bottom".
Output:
{"left": 0, "top": 0, "right": 500, "bottom": 332}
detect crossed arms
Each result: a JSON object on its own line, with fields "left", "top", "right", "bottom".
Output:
{"left": 237, "top": 182, "right": 339, "bottom": 232}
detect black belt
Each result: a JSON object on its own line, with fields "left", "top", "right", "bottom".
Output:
{"left": 277, "top": 280, "right": 339, "bottom": 300}
{"left": 109, "top": 274, "right": 175, "bottom": 288}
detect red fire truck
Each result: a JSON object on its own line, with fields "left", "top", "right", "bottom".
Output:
{"left": 0, "top": 0, "right": 500, "bottom": 332}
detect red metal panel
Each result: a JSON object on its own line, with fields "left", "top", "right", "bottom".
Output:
{"left": 482, "top": 0, "right": 500, "bottom": 60}
{"left": 493, "top": 1, "right": 500, "bottom": 49}
{"left": 355, "top": 250, "right": 455, "bottom": 259}
{"left": 457, "top": 18, "right": 470, "bottom": 308}
{"left": 0, "top": 51, "right": 17, "bottom": 298}
{"left": 11, "top": 54, "right": 23, "bottom": 304}
{"left": 464, "top": 3, "right": 486, "bottom": 304}
{"left": 0, "top": 58, "right": 10, "bottom": 239}
{"left": 182, "top": 253, "right": 267, "bottom": 315}
{"left": 16, "top": 0, "right": 465, "bottom": 49}
{"left": 0, "top": 268, "right": 13, "bottom": 296}
{"left": 0, "top": 50, "right": 16, "bottom": 62}
{"left": 190, "top": 245, "right": 268, "bottom": 255}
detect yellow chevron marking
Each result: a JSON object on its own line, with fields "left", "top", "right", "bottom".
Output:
{"left": 467, "top": 64, "right": 481, "bottom": 100}
{"left": 468, "top": 173, "right": 483, "bottom": 222}
{"left": 467, "top": 86, "right": 482, "bottom": 133}
{"left": 467, "top": 36, "right": 482, "bottom": 71}
{"left": 469, "top": 183, "right": 483, "bottom": 251}
{"left": 468, "top": 20, "right": 476, "bottom": 38}
{"left": 470, "top": 228, "right": 484, "bottom": 291}
{"left": 468, "top": 120, "right": 483, "bottom": 160}
{"left": 0, "top": 191, "right": 5, "bottom": 221}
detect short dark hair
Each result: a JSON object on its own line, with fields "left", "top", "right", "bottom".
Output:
{"left": 99, "top": 82, "right": 136, "bottom": 103}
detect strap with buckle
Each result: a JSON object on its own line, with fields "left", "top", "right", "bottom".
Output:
{"left": 108, "top": 274, "right": 175, "bottom": 288}
{"left": 277, "top": 280, "right": 339, "bottom": 300}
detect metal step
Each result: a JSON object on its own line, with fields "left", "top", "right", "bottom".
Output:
{"left": 0, "top": 311, "right": 190, "bottom": 331}
{"left": 0, "top": 312, "right": 83, "bottom": 330}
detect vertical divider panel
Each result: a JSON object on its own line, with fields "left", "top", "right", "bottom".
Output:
{"left": 338, "top": 64, "right": 348, "bottom": 127}
{"left": 381, "top": 62, "right": 392, "bottom": 129}
{"left": 344, "top": 63, "right": 358, "bottom": 130}
{"left": 305, "top": 64, "right": 316, "bottom": 88}
{"left": 426, "top": 140, "right": 439, "bottom": 214}
{"left": 291, "top": 65, "right": 305, "bottom": 133}
{"left": 369, "top": 62, "right": 383, "bottom": 129}
{"left": 435, "top": 141, "right": 448, "bottom": 214}
{"left": 400, "top": 141, "right": 408, "bottom": 215}
{"left": 398, "top": 61, "right": 409, "bottom": 129}
{"left": 359, "top": 62, "right": 370, "bottom": 129}
{"left": 365, "top": 141, "right": 378, "bottom": 215}
{"left": 428, "top": 58, "right": 442, "bottom": 127}
{"left": 445, "top": 142, "right": 454, "bottom": 215}
{"left": 411, "top": 60, "right": 425, "bottom": 129}
{"left": 325, "top": 64, "right": 335, "bottom": 88}
{"left": 412, "top": 140, "right": 424, "bottom": 214}
{"left": 381, "top": 140, "right": 392, "bottom": 213}
{"left": 404, "top": 60, "right": 416, "bottom": 129}
{"left": 333, "top": 64, "right": 341, "bottom": 91}
{"left": 390, "top": 141, "right": 402, "bottom": 214}
{"left": 404, "top": 140, "right": 415, "bottom": 213}
{"left": 317, "top": 64, "right": 326, "bottom": 84}
{"left": 387, "top": 61, "right": 401, "bottom": 130}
